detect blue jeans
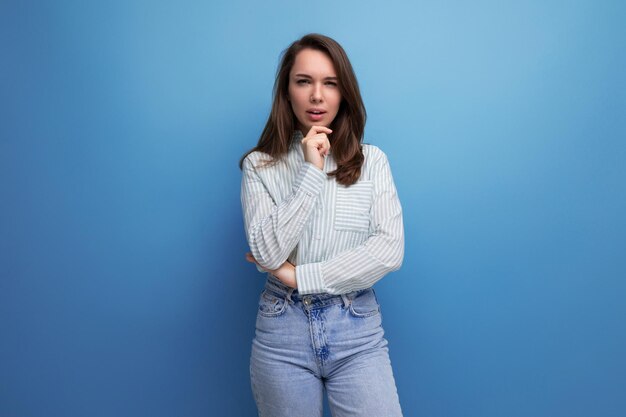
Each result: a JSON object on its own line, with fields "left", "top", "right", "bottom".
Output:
{"left": 250, "top": 276, "right": 403, "bottom": 417}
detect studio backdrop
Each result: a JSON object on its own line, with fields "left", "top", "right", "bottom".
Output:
{"left": 1, "top": 1, "right": 624, "bottom": 416}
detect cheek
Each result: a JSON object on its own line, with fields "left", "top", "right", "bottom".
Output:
{"left": 331, "top": 95, "right": 342, "bottom": 112}
{"left": 289, "top": 91, "right": 308, "bottom": 109}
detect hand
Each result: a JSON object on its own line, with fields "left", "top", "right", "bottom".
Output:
{"left": 301, "top": 125, "right": 332, "bottom": 171}
{"left": 245, "top": 252, "right": 298, "bottom": 289}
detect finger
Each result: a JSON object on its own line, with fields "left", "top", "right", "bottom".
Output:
{"left": 309, "top": 125, "right": 333, "bottom": 133}
{"left": 319, "top": 139, "right": 331, "bottom": 156}
{"left": 302, "top": 133, "right": 327, "bottom": 143}
{"left": 303, "top": 134, "right": 331, "bottom": 148}
{"left": 306, "top": 126, "right": 332, "bottom": 138}
{"left": 313, "top": 139, "right": 331, "bottom": 157}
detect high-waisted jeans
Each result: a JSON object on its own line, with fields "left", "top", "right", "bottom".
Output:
{"left": 250, "top": 276, "right": 403, "bottom": 417}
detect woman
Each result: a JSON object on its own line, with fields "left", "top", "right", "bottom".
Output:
{"left": 239, "top": 33, "right": 405, "bottom": 417}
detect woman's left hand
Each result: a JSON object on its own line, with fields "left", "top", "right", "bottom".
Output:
{"left": 245, "top": 252, "right": 297, "bottom": 289}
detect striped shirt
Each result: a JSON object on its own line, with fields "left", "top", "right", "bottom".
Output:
{"left": 241, "top": 130, "right": 404, "bottom": 295}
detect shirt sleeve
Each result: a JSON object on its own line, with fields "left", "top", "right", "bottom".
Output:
{"left": 241, "top": 155, "right": 326, "bottom": 271}
{"left": 294, "top": 152, "right": 404, "bottom": 295}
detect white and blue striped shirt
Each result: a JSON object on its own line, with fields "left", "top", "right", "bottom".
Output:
{"left": 241, "top": 130, "right": 404, "bottom": 295}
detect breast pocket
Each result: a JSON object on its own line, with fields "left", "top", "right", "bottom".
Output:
{"left": 334, "top": 180, "right": 374, "bottom": 233}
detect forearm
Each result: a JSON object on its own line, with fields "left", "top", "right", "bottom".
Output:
{"left": 246, "top": 252, "right": 297, "bottom": 288}
{"left": 295, "top": 210, "right": 404, "bottom": 295}
{"left": 243, "top": 160, "right": 326, "bottom": 270}
{"left": 295, "top": 150, "right": 405, "bottom": 295}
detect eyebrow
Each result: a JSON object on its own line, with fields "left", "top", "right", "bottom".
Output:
{"left": 294, "top": 73, "right": 338, "bottom": 80}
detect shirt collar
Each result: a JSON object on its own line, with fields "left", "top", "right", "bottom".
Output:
{"left": 291, "top": 130, "right": 303, "bottom": 148}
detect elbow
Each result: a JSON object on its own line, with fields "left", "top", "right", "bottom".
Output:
{"left": 248, "top": 236, "right": 283, "bottom": 271}
{"left": 377, "top": 244, "right": 403, "bottom": 273}
{"left": 381, "top": 212, "right": 404, "bottom": 272}
{"left": 257, "top": 257, "right": 283, "bottom": 271}
{"left": 370, "top": 227, "right": 404, "bottom": 273}
{"left": 388, "top": 235, "right": 404, "bottom": 272}
{"left": 248, "top": 227, "right": 289, "bottom": 271}
{"left": 389, "top": 252, "right": 403, "bottom": 272}
{"left": 249, "top": 244, "right": 283, "bottom": 271}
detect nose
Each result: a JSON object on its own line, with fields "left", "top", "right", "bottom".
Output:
{"left": 310, "top": 82, "right": 323, "bottom": 102}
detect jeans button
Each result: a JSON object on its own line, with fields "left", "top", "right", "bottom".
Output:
{"left": 303, "top": 297, "right": 311, "bottom": 306}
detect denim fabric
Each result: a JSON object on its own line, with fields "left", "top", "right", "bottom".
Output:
{"left": 250, "top": 276, "right": 403, "bottom": 417}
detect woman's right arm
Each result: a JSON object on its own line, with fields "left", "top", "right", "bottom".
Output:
{"left": 241, "top": 155, "right": 326, "bottom": 271}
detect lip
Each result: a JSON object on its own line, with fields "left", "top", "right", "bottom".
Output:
{"left": 306, "top": 108, "right": 327, "bottom": 114}
{"left": 307, "top": 112, "right": 325, "bottom": 121}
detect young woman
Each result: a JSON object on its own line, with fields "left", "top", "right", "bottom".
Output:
{"left": 239, "top": 33, "right": 405, "bottom": 417}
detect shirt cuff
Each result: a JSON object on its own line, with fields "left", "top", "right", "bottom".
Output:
{"left": 295, "top": 263, "right": 325, "bottom": 295}
{"left": 292, "top": 162, "right": 326, "bottom": 196}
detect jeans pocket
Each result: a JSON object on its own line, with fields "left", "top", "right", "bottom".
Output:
{"left": 258, "top": 289, "right": 287, "bottom": 318}
{"left": 348, "top": 288, "right": 381, "bottom": 318}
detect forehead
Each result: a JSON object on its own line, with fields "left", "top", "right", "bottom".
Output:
{"left": 290, "top": 48, "right": 336, "bottom": 77}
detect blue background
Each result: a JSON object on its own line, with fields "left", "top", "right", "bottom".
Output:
{"left": 1, "top": 1, "right": 625, "bottom": 416}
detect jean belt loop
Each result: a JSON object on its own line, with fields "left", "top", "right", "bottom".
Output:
{"left": 340, "top": 293, "right": 351, "bottom": 309}
{"left": 286, "top": 288, "right": 295, "bottom": 304}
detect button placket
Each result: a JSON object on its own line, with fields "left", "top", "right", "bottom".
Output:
{"left": 311, "top": 200, "right": 323, "bottom": 240}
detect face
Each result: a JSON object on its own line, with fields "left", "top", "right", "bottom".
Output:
{"left": 287, "top": 48, "right": 342, "bottom": 134}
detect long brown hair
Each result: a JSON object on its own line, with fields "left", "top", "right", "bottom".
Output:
{"left": 238, "top": 33, "right": 367, "bottom": 186}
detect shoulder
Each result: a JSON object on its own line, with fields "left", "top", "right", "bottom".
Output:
{"left": 243, "top": 150, "right": 266, "bottom": 163}
{"left": 243, "top": 150, "right": 272, "bottom": 170}
{"left": 362, "top": 143, "right": 388, "bottom": 165}
{"left": 360, "top": 143, "right": 395, "bottom": 183}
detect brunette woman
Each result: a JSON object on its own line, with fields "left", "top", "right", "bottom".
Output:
{"left": 240, "top": 33, "right": 404, "bottom": 417}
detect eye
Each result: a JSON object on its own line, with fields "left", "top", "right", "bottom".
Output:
{"left": 326, "top": 82, "right": 337, "bottom": 86}
{"left": 296, "top": 79, "right": 309, "bottom": 84}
